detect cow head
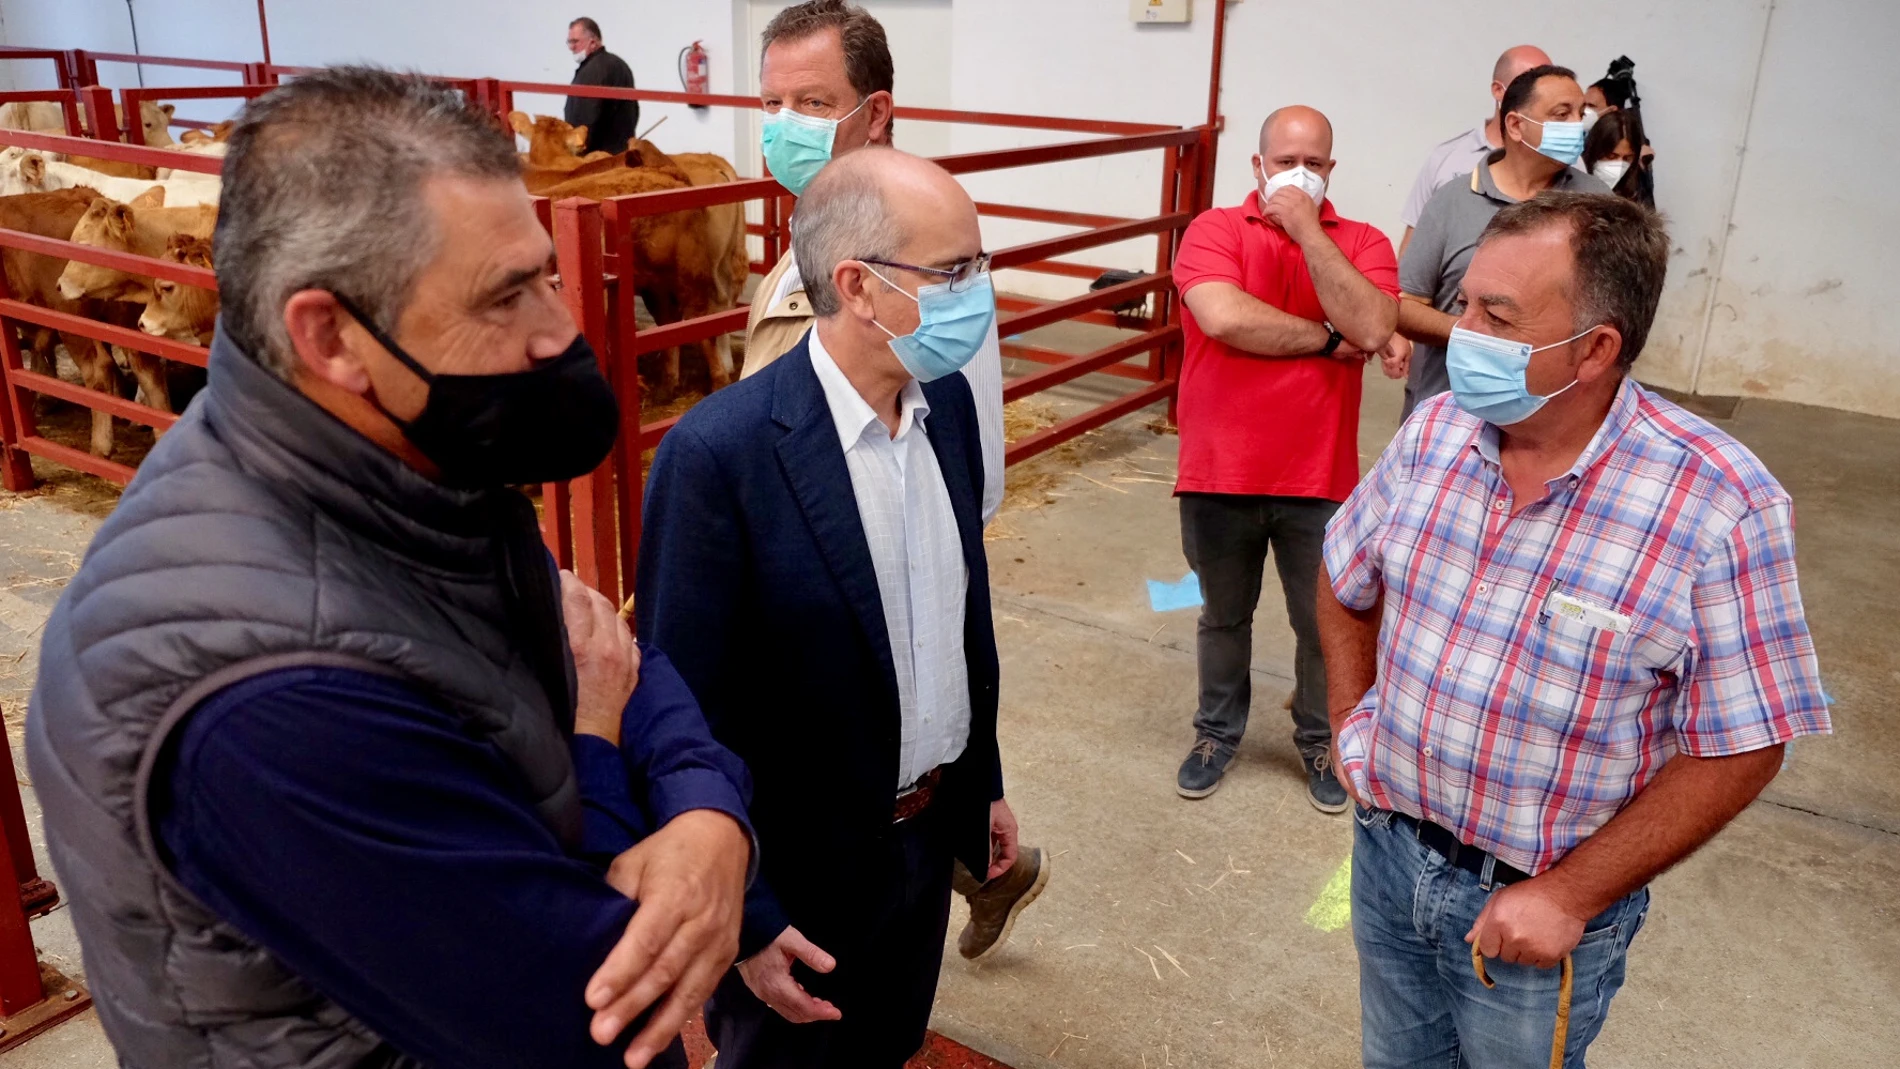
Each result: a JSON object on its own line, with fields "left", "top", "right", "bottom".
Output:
{"left": 137, "top": 101, "right": 177, "bottom": 147}
{"left": 57, "top": 198, "right": 146, "bottom": 303}
{"left": 139, "top": 235, "right": 218, "bottom": 343}
{"left": 514, "top": 113, "right": 592, "bottom": 166}
{"left": 18, "top": 154, "right": 44, "bottom": 189}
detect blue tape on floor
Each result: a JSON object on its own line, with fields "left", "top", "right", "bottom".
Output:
{"left": 1147, "top": 571, "right": 1203, "bottom": 613}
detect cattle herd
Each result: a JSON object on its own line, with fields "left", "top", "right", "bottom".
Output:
{"left": 0, "top": 99, "right": 748, "bottom": 462}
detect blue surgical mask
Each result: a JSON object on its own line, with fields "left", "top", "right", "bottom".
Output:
{"left": 862, "top": 264, "right": 996, "bottom": 382}
{"left": 1446, "top": 324, "right": 1596, "bottom": 426}
{"left": 1516, "top": 114, "right": 1587, "bottom": 166}
{"left": 761, "top": 99, "right": 868, "bottom": 196}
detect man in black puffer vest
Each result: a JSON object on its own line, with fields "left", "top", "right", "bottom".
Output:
{"left": 27, "top": 67, "right": 751, "bottom": 1069}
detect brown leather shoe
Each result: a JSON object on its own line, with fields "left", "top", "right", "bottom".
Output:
{"left": 957, "top": 847, "right": 1050, "bottom": 961}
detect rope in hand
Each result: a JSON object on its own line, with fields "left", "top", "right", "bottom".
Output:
{"left": 1471, "top": 942, "right": 1574, "bottom": 1069}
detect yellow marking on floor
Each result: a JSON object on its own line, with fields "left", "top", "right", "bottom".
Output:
{"left": 1304, "top": 856, "right": 1352, "bottom": 932}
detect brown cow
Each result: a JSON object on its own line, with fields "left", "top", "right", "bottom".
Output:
{"left": 626, "top": 139, "right": 748, "bottom": 308}
{"left": 137, "top": 235, "right": 217, "bottom": 344}
{"left": 0, "top": 187, "right": 145, "bottom": 457}
{"left": 510, "top": 111, "right": 616, "bottom": 170}
{"left": 57, "top": 199, "right": 217, "bottom": 304}
{"left": 516, "top": 115, "right": 747, "bottom": 389}
{"left": 537, "top": 163, "right": 738, "bottom": 392}
{"left": 55, "top": 197, "right": 216, "bottom": 453}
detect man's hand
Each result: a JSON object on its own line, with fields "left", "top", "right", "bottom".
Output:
{"left": 1260, "top": 184, "right": 1323, "bottom": 245}
{"left": 986, "top": 799, "right": 1021, "bottom": 881}
{"left": 1465, "top": 876, "right": 1590, "bottom": 970}
{"left": 585, "top": 810, "right": 750, "bottom": 1066}
{"left": 1378, "top": 334, "right": 1412, "bottom": 379}
{"left": 1328, "top": 339, "right": 1370, "bottom": 365}
{"left": 1330, "top": 739, "right": 1365, "bottom": 809}
{"left": 562, "top": 570, "right": 640, "bottom": 746}
{"left": 737, "top": 926, "right": 842, "bottom": 1024}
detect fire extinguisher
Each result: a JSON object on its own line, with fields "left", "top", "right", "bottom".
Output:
{"left": 679, "top": 41, "right": 710, "bottom": 110}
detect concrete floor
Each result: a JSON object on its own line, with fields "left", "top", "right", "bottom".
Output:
{"left": 0, "top": 365, "right": 1896, "bottom": 1067}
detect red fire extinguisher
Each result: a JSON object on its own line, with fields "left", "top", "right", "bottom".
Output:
{"left": 679, "top": 41, "right": 710, "bottom": 110}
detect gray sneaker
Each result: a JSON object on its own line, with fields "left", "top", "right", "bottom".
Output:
{"left": 1177, "top": 738, "right": 1234, "bottom": 799}
{"left": 1303, "top": 749, "right": 1350, "bottom": 814}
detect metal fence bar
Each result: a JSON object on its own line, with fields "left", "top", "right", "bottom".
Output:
{"left": 1001, "top": 326, "right": 1178, "bottom": 404}
{"left": 999, "top": 341, "right": 1157, "bottom": 384}
{"left": 552, "top": 198, "right": 621, "bottom": 603}
{"left": 0, "top": 89, "right": 85, "bottom": 137}
{"left": 0, "top": 226, "right": 218, "bottom": 288}
{"left": 998, "top": 272, "right": 1172, "bottom": 337}
{"left": 84, "top": 51, "right": 253, "bottom": 74}
{"left": 494, "top": 79, "right": 1177, "bottom": 136}
{"left": 0, "top": 126, "right": 223, "bottom": 174}
{"left": 0, "top": 48, "right": 78, "bottom": 89}
{"left": 599, "top": 199, "right": 646, "bottom": 592}
{"left": 974, "top": 202, "right": 1136, "bottom": 229}
{"left": 1, "top": 302, "right": 210, "bottom": 370}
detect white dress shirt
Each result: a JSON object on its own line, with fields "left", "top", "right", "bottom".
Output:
{"left": 808, "top": 326, "right": 972, "bottom": 790}
{"left": 772, "top": 258, "right": 1006, "bottom": 525}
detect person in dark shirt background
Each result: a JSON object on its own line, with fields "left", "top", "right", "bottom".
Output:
{"left": 567, "top": 16, "right": 640, "bottom": 155}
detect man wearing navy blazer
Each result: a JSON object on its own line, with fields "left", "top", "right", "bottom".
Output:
{"left": 635, "top": 148, "right": 1029, "bottom": 1068}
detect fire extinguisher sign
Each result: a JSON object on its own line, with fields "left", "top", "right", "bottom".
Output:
{"left": 679, "top": 41, "right": 711, "bottom": 109}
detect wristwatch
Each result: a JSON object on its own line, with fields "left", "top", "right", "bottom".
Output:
{"left": 1319, "top": 323, "right": 1344, "bottom": 356}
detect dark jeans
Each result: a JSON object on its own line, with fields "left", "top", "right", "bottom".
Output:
{"left": 1179, "top": 493, "right": 1338, "bottom": 755}
{"left": 706, "top": 806, "right": 955, "bottom": 1068}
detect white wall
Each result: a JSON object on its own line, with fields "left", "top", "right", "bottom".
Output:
{"left": 3, "top": 0, "right": 1894, "bottom": 416}
{"left": 1692, "top": 0, "right": 1900, "bottom": 416}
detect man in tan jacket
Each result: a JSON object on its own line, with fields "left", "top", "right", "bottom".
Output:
{"left": 741, "top": 3, "right": 1036, "bottom": 970}
{"left": 746, "top": 0, "right": 1005, "bottom": 526}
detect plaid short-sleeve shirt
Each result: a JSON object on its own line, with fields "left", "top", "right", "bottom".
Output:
{"left": 1324, "top": 380, "right": 1830, "bottom": 875}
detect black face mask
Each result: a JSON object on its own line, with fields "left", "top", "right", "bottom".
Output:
{"left": 334, "top": 295, "right": 620, "bottom": 489}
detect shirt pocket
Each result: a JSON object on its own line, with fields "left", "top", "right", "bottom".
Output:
{"left": 1510, "top": 610, "right": 1687, "bottom": 754}
{"left": 1512, "top": 611, "right": 1608, "bottom": 728}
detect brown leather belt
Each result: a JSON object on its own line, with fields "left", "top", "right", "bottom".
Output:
{"left": 893, "top": 767, "right": 942, "bottom": 824}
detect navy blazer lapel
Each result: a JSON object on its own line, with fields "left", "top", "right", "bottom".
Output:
{"left": 770, "top": 340, "right": 899, "bottom": 699}
{"left": 920, "top": 376, "right": 985, "bottom": 578}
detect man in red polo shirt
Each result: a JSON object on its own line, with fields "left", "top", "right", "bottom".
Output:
{"left": 1170, "top": 105, "right": 1399, "bottom": 810}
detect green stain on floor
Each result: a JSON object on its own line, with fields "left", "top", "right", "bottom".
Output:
{"left": 1304, "top": 856, "right": 1353, "bottom": 932}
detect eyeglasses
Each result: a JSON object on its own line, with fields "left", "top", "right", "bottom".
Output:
{"left": 860, "top": 253, "right": 992, "bottom": 293}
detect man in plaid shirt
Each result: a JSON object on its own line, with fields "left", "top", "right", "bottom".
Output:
{"left": 1320, "top": 192, "right": 1830, "bottom": 1068}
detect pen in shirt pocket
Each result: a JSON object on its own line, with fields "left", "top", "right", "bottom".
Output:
{"left": 1538, "top": 578, "right": 1564, "bottom": 624}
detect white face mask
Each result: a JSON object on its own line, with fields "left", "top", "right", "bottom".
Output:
{"left": 1583, "top": 106, "right": 1602, "bottom": 129}
{"left": 1261, "top": 164, "right": 1326, "bottom": 206}
{"left": 1592, "top": 159, "right": 1630, "bottom": 186}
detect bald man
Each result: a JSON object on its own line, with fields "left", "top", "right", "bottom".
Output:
{"left": 1169, "top": 107, "right": 1398, "bottom": 809}
{"left": 638, "top": 147, "right": 1013, "bottom": 1068}
{"left": 1398, "top": 45, "right": 1552, "bottom": 257}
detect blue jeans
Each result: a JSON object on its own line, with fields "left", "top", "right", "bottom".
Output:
{"left": 1352, "top": 806, "right": 1649, "bottom": 1069}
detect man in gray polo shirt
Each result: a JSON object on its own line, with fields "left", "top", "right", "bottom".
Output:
{"left": 1396, "top": 64, "right": 1607, "bottom": 418}
{"left": 1396, "top": 44, "right": 1551, "bottom": 260}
